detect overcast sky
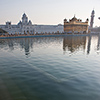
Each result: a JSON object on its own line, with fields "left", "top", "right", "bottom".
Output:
{"left": 0, "top": 0, "right": 100, "bottom": 27}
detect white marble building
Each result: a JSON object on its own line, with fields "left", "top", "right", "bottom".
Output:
{"left": 0, "top": 13, "right": 63, "bottom": 34}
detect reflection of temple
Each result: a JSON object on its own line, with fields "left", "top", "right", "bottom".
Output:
{"left": 87, "top": 36, "right": 91, "bottom": 54}
{"left": 97, "top": 34, "right": 100, "bottom": 51}
{"left": 8, "top": 39, "right": 14, "bottom": 50}
{"left": 18, "top": 38, "right": 34, "bottom": 56}
{"left": 63, "top": 36, "right": 86, "bottom": 53}
{"left": 0, "top": 36, "right": 100, "bottom": 55}
{"left": 0, "top": 38, "right": 33, "bottom": 56}
{"left": 22, "top": 39, "right": 30, "bottom": 55}
{"left": 0, "top": 37, "right": 62, "bottom": 56}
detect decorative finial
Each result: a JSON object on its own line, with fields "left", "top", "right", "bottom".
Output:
{"left": 74, "top": 14, "right": 76, "bottom": 18}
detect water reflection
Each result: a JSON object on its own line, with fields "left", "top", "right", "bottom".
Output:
{"left": 0, "top": 37, "right": 62, "bottom": 57}
{"left": 0, "top": 35, "right": 100, "bottom": 56}
{"left": 1, "top": 35, "right": 100, "bottom": 100}
{"left": 97, "top": 34, "right": 100, "bottom": 51}
{"left": 63, "top": 36, "right": 86, "bottom": 53}
{"left": 87, "top": 36, "right": 91, "bottom": 54}
{"left": 19, "top": 39, "right": 33, "bottom": 56}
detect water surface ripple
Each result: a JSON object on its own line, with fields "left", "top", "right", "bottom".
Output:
{"left": 0, "top": 35, "right": 100, "bottom": 100}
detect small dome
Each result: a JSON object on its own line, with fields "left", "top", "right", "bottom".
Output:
{"left": 19, "top": 21, "right": 22, "bottom": 24}
{"left": 86, "top": 18, "right": 89, "bottom": 21}
{"left": 64, "top": 18, "right": 67, "bottom": 22}
{"left": 23, "top": 13, "right": 27, "bottom": 17}
{"left": 22, "top": 13, "right": 28, "bottom": 20}
{"left": 72, "top": 16, "right": 77, "bottom": 21}
{"left": 28, "top": 20, "right": 32, "bottom": 25}
{"left": 18, "top": 21, "right": 22, "bottom": 25}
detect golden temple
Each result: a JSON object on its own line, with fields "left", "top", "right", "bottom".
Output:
{"left": 64, "top": 16, "right": 89, "bottom": 34}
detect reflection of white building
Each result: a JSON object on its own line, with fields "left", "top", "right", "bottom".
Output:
{"left": 0, "top": 13, "right": 63, "bottom": 34}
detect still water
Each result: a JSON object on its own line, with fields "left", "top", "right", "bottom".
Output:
{"left": 0, "top": 35, "right": 100, "bottom": 100}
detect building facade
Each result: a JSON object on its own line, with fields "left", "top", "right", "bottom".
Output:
{"left": 64, "top": 16, "right": 89, "bottom": 34}
{"left": 0, "top": 13, "right": 63, "bottom": 34}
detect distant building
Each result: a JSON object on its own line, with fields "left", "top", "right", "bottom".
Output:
{"left": 90, "top": 27, "right": 100, "bottom": 34}
{"left": 0, "top": 13, "right": 63, "bottom": 34}
{"left": 90, "top": 10, "right": 95, "bottom": 28}
{"left": 64, "top": 16, "right": 89, "bottom": 34}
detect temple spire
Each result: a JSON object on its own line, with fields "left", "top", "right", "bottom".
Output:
{"left": 90, "top": 9, "right": 95, "bottom": 28}
{"left": 74, "top": 14, "right": 76, "bottom": 18}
